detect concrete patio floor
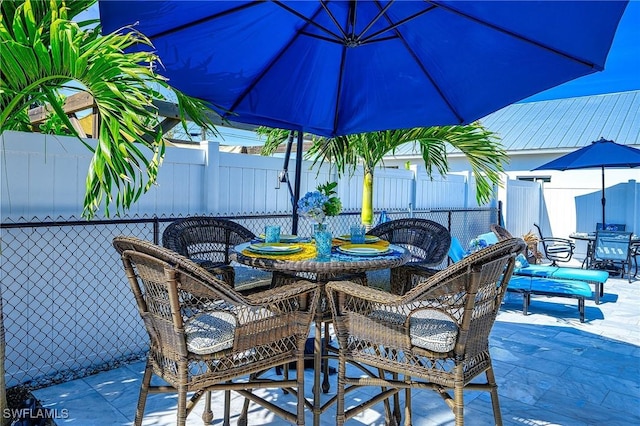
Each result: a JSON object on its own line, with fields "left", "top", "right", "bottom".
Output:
{"left": 34, "top": 269, "right": 640, "bottom": 425}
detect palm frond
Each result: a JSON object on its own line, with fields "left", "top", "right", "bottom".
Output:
{"left": 1, "top": 0, "right": 219, "bottom": 218}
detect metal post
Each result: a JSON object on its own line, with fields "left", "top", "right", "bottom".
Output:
{"left": 292, "top": 131, "right": 304, "bottom": 234}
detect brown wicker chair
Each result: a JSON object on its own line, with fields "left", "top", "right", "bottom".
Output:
{"left": 368, "top": 218, "right": 451, "bottom": 295}
{"left": 162, "top": 216, "right": 256, "bottom": 289}
{"left": 490, "top": 224, "right": 513, "bottom": 240}
{"left": 327, "top": 238, "right": 526, "bottom": 426}
{"left": 113, "top": 236, "right": 319, "bottom": 426}
{"left": 491, "top": 224, "right": 540, "bottom": 263}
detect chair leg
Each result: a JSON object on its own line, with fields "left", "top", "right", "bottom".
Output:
{"left": 134, "top": 359, "right": 153, "bottom": 426}
{"left": 223, "top": 389, "right": 231, "bottom": 426}
{"left": 237, "top": 374, "right": 255, "bottom": 426}
{"left": 297, "top": 356, "right": 305, "bottom": 425}
{"left": 377, "top": 368, "right": 395, "bottom": 426}
{"left": 201, "top": 391, "right": 213, "bottom": 424}
{"left": 334, "top": 357, "right": 344, "bottom": 426}
{"left": 485, "top": 366, "right": 503, "bottom": 426}
{"left": 404, "top": 381, "right": 412, "bottom": 426}
{"left": 176, "top": 384, "right": 188, "bottom": 426}
{"left": 453, "top": 372, "right": 464, "bottom": 426}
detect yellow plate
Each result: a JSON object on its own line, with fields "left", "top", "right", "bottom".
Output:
{"left": 337, "top": 244, "right": 391, "bottom": 256}
{"left": 336, "top": 235, "right": 380, "bottom": 243}
{"left": 247, "top": 243, "right": 302, "bottom": 254}
{"left": 257, "top": 234, "right": 299, "bottom": 242}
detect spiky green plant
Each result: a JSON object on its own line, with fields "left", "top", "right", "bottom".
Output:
{"left": 0, "top": 0, "right": 218, "bottom": 218}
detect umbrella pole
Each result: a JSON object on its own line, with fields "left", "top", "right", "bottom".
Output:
{"left": 292, "top": 130, "right": 304, "bottom": 234}
{"left": 601, "top": 166, "right": 606, "bottom": 227}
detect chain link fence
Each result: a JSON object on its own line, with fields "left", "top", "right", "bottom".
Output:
{"left": 0, "top": 208, "right": 497, "bottom": 390}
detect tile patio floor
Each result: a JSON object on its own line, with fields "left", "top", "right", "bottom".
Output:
{"left": 34, "top": 267, "right": 640, "bottom": 425}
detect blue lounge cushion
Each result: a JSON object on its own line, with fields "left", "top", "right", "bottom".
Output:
{"left": 550, "top": 267, "right": 608, "bottom": 283}
{"left": 477, "top": 232, "right": 499, "bottom": 245}
{"left": 529, "top": 277, "right": 592, "bottom": 298}
{"left": 449, "top": 237, "right": 466, "bottom": 263}
{"left": 515, "top": 253, "right": 530, "bottom": 268}
{"left": 514, "top": 265, "right": 608, "bottom": 283}
{"left": 507, "top": 276, "right": 531, "bottom": 291}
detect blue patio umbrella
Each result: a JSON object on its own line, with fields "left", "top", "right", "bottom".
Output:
{"left": 99, "top": 1, "right": 627, "bottom": 137}
{"left": 99, "top": 1, "right": 627, "bottom": 231}
{"left": 533, "top": 138, "right": 640, "bottom": 226}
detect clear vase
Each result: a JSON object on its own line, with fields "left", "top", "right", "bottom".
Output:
{"left": 313, "top": 222, "right": 332, "bottom": 261}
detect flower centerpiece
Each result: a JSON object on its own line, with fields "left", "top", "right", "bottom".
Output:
{"left": 298, "top": 182, "right": 342, "bottom": 261}
{"left": 297, "top": 182, "right": 342, "bottom": 229}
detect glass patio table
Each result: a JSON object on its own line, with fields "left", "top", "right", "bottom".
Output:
{"left": 231, "top": 240, "right": 411, "bottom": 426}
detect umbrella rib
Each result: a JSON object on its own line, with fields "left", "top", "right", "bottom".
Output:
{"left": 143, "top": 2, "right": 259, "bottom": 39}
{"left": 372, "top": 2, "right": 464, "bottom": 123}
{"left": 355, "top": 0, "right": 395, "bottom": 41}
{"left": 333, "top": 40, "right": 350, "bottom": 134}
{"left": 274, "top": 1, "right": 345, "bottom": 43}
{"left": 224, "top": 3, "right": 327, "bottom": 121}
{"left": 434, "top": 2, "right": 602, "bottom": 69}
{"left": 360, "top": 2, "right": 436, "bottom": 45}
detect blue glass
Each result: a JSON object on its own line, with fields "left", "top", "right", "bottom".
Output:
{"left": 315, "top": 229, "right": 332, "bottom": 261}
{"left": 350, "top": 225, "right": 366, "bottom": 244}
{"left": 264, "top": 225, "right": 281, "bottom": 243}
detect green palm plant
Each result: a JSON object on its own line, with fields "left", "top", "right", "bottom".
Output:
{"left": 0, "top": 0, "right": 218, "bottom": 218}
{"left": 259, "top": 124, "right": 507, "bottom": 226}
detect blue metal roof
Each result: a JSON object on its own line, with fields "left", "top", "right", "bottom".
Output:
{"left": 390, "top": 90, "right": 640, "bottom": 156}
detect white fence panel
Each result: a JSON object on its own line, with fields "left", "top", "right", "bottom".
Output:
{"left": 415, "top": 168, "right": 467, "bottom": 209}
{"left": 502, "top": 179, "right": 541, "bottom": 238}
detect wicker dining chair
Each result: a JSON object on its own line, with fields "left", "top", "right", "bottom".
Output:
{"left": 327, "top": 238, "right": 525, "bottom": 426}
{"left": 113, "top": 236, "right": 319, "bottom": 426}
{"left": 368, "top": 218, "right": 451, "bottom": 295}
{"left": 162, "top": 216, "right": 256, "bottom": 289}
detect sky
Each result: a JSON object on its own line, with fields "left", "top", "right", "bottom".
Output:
{"left": 87, "top": 1, "right": 639, "bottom": 104}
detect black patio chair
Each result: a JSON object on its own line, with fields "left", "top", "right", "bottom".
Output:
{"left": 534, "top": 223, "right": 575, "bottom": 266}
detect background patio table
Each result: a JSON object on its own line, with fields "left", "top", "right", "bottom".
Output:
{"left": 570, "top": 232, "right": 638, "bottom": 271}
{"left": 231, "top": 241, "right": 410, "bottom": 426}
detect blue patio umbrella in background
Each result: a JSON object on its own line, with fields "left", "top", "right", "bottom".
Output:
{"left": 533, "top": 138, "right": 640, "bottom": 226}
{"left": 99, "top": 0, "right": 628, "bottom": 231}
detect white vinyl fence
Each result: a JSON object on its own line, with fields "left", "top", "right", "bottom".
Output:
{"left": 0, "top": 131, "right": 482, "bottom": 220}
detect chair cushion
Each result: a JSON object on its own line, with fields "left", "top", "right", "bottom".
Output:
{"left": 448, "top": 237, "right": 466, "bottom": 263}
{"left": 185, "top": 311, "right": 236, "bottom": 355}
{"left": 368, "top": 308, "right": 459, "bottom": 353}
{"left": 515, "top": 253, "right": 530, "bottom": 268}
{"left": 529, "top": 278, "right": 593, "bottom": 298}
{"left": 514, "top": 264, "right": 608, "bottom": 283}
{"left": 507, "top": 275, "right": 532, "bottom": 291}
{"left": 409, "top": 309, "right": 458, "bottom": 353}
{"left": 476, "top": 232, "right": 499, "bottom": 245}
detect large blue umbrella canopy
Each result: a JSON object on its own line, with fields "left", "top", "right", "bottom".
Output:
{"left": 533, "top": 138, "right": 640, "bottom": 226}
{"left": 99, "top": 1, "right": 628, "bottom": 138}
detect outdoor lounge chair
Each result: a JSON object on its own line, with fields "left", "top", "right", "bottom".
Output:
{"left": 113, "top": 236, "right": 319, "bottom": 426}
{"left": 492, "top": 225, "right": 609, "bottom": 304}
{"left": 327, "top": 238, "right": 525, "bottom": 426}
{"left": 368, "top": 218, "right": 451, "bottom": 295}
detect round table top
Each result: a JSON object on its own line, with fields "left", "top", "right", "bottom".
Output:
{"left": 232, "top": 241, "right": 411, "bottom": 275}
